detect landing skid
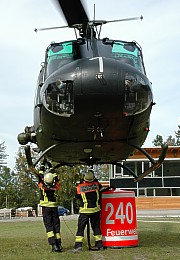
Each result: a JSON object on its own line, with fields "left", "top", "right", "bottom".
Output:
{"left": 24, "top": 143, "right": 168, "bottom": 182}
{"left": 24, "top": 143, "right": 73, "bottom": 168}
{"left": 25, "top": 144, "right": 58, "bottom": 167}
{"left": 116, "top": 143, "right": 168, "bottom": 182}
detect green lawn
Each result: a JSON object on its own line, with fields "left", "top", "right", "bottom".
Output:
{"left": 0, "top": 217, "right": 180, "bottom": 259}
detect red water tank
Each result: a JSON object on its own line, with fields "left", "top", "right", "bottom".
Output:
{"left": 101, "top": 189, "right": 138, "bottom": 248}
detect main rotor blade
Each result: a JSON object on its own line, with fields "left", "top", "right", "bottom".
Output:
{"left": 34, "top": 25, "right": 68, "bottom": 32}
{"left": 106, "top": 16, "right": 143, "bottom": 24}
{"left": 55, "top": 0, "right": 89, "bottom": 27}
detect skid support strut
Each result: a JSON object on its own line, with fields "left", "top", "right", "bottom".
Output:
{"left": 126, "top": 143, "right": 168, "bottom": 182}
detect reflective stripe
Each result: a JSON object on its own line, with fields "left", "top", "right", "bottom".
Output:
{"left": 102, "top": 235, "right": 138, "bottom": 241}
{"left": 102, "top": 193, "right": 135, "bottom": 199}
{"left": 43, "top": 190, "right": 48, "bottom": 202}
{"left": 55, "top": 233, "right": 61, "bottom": 239}
{"left": 81, "top": 193, "right": 87, "bottom": 209}
{"left": 96, "top": 190, "right": 99, "bottom": 208}
{"left": 94, "top": 234, "right": 102, "bottom": 241}
{"left": 77, "top": 182, "right": 101, "bottom": 213}
{"left": 40, "top": 200, "right": 58, "bottom": 207}
{"left": 79, "top": 206, "right": 100, "bottom": 214}
{"left": 75, "top": 236, "right": 84, "bottom": 242}
{"left": 47, "top": 231, "right": 54, "bottom": 238}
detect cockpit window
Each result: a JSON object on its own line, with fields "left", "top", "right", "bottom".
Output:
{"left": 112, "top": 42, "right": 145, "bottom": 73}
{"left": 112, "top": 42, "right": 138, "bottom": 55}
{"left": 98, "top": 39, "right": 145, "bottom": 74}
{"left": 45, "top": 39, "right": 146, "bottom": 78}
{"left": 123, "top": 72, "right": 152, "bottom": 115}
{"left": 46, "top": 41, "right": 74, "bottom": 77}
{"left": 47, "top": 42, "right": 73, "bottom": 62}
{"left": 44, "top": 80, "right": 74, "bottom": 117}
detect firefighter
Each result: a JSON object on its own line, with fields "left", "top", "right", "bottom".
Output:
{"left": 38, "top": 162, "right": 62, "bottom": 253}
{"left": 72, "top": 170, "right": 103, "bottom": 252}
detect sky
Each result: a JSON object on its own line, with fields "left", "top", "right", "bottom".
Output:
{"left": 0, "top": 0, "right": 180, "bottom": 169}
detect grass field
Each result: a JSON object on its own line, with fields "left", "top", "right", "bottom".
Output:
{"left": 0, "top": 217, "right": 180, "bottom": 260}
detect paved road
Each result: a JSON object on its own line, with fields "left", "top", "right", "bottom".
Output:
{"left": 137, "top": 209, "right": 180, "bottom": 217}
{"left": 1, "top": 210, "right": 180, "bottom": 222}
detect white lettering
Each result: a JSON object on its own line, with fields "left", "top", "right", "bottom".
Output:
{"left": 107, "top": 229, "right": 112, "bottom": 236}
{"left": 106, "top": 228, "right": 138, "bottom": 237}
{"left": 105, "top": 201, "right": 134, "bottom": 225}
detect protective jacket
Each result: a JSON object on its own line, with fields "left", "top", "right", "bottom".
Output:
{"left": 74, "top": 177, "right": 103, "bottom": 250}
{"left": 38, "top": 170, "right": 60, "bottom": 207}
{"left": 76, "top": 178, "right": 102, "bottom": 214}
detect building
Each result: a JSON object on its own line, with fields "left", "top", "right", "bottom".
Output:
{"left": 109, "top": 146, "right": 180, "bottom": 209}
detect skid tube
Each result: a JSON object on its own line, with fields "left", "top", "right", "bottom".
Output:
{"left": 116, "top": 144, "right": 168, "bottom": 182}
{"left": 24, "top": 143, "right": 74, "bottom": 169}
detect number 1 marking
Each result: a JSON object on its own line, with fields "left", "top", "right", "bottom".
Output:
{"left": 89, "top": 57, "right": 104, "bottom": 73}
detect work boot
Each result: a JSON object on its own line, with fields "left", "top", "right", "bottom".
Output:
{"left": 95, "top": 240, "right": 103, "bottom": 249}
{"left": 52, "top": 243, "right": 61, "bottom": 252}
{"left": 98, "top": 246, "right": 105, "bottom": 250}
{"left": 56, "top": 241, "right": 63, "bottom": 252}
{"left": 72, "top": 247, "right": 82, "bottom": 253}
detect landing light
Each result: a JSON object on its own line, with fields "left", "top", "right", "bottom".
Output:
{"left": 83, "top": 148, "right": 92, "bottom": 153}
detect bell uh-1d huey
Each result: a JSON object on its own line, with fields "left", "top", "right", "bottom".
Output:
{"left": 17, "top": 0, "right": 167, "bottom": 181}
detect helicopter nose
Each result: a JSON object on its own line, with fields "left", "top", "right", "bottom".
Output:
{"left": 80, "top": 56, "right": 152, "bottom": 115}
{"left": 42, "top": 57, "right": 119, "bottom": 116}
{"left": 81, "top": 57, "right": 119, "bottom": 94}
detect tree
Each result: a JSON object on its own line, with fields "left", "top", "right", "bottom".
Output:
{"left": 0, "top": 141, "right": 7, "bottom": 168}
{"left": 56, "top": 164, "right": 109, "bottom": 213}
{"left": 152, "top": 134, "right": 164, "bottom": 146}
{"left": 152, "top": 126, "right": 180, "bottom": 147}
{"left": 0, "top": 166, "right": 17, "bottom": 208}
{"left": 93, "top": 164, "right": 109, "bottom": 181}
{"left": 166, "top": 135, "right": 176, "bottom": 146}
{"left": 175, "top": 125, "right": 180, "bottom": 145}
{"left": 56, "top": 165, "right": 86, "bottom": 213}
{"left": 13, "top": 147, "right": 39, "bottom": 209}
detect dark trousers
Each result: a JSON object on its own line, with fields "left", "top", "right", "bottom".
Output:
{"left": 74, "top": 211, "right": 102, "bottom": 248}
{"left": 42, "top": 207, "right": 61, "bottom": 245}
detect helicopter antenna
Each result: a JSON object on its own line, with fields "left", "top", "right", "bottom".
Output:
{"left": 93, "top": 3, "right": 99, "bottom": 38}
{"left": 93, "top": 4, "right": 95, "bottom": 22}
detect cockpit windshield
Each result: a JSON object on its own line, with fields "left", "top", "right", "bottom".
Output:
{"left": 45, "top": 39, "right": 146, "bottom": 78}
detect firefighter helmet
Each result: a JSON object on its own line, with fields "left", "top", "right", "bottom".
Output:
{"left": 44, "top": 173, "right": 54, "bottom": 185}
{"left": 84, "top": 170, "right": 95, "bottom": 182}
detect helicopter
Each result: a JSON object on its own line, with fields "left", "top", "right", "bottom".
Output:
{"left": 17, "top": 0, "right": 167, "bottom": 181}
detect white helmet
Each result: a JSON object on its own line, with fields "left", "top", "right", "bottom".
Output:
{"left": 44, "top": 173, "right": 54, "bottom": 185}
{"left": 84, "top": 171, "right": 95, "bottom": 182}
